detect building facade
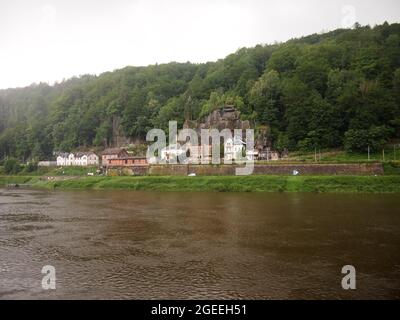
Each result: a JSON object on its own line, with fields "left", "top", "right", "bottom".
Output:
{"left": 224, "top": 136, "right": 246, "bottom": 161}
{"left": 101, "top": 148, "right": 129, "bottom": 165}
{"left": 56, "top": 152, "right": 99, "bottom": 166}
{"left": 105, "top": 157, "right": 148, "bottom": 167}
{"left": 160, "top": 144, "right": 186, "bottom": 162}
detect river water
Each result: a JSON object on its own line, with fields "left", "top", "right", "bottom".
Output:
{"left": 0, "top": 188, "right": 399, "bottom": 299}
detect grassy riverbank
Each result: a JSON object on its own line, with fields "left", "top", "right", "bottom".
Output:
{"left": 1, "top": 175, "right": 400, "bottom": 193}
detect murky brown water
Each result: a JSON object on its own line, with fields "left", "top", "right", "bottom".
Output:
{"left": 0, "top": 188, "right": 399, "bottom": 299}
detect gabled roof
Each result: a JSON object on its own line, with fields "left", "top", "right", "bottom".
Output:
{"left": 225, "top": 136, "right": 246, "bottom": 145}
{"left": 57, "top": 152, "right": 97, "bottom": 158}
{"left": 102, "top": 148, "right": 127, "bottom": 155}
{"left": 75, "top": 152, "right": 97, "bottom": 158}
{"left": 56, "top": 152, "right": 69, "bottom": 158}
{"left": 111, "top": 156, "right": 147, "bottom": 160}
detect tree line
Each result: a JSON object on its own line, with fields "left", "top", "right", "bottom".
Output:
{"left": 1, "top": 22, "right": 399, "bottom": 162}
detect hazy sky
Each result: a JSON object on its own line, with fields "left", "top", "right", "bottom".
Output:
{"left": 1, "top": 0, "right": 399, "bottom": 89}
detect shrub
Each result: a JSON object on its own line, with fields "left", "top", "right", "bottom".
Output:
{"left": 344, "top": 129, "right": 369, "bottom": 153}
{"left": 4, "top": 158, "right": 22, "bottom": 174}
{"left": 25, "top": 162, "right": 38, "bottom": 173}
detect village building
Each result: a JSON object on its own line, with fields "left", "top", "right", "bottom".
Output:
{"left": 224, "top": 136, "right": 246, "bottom": 161}
{"left": 246, "top": 150, "right": 259, "bottom": 161}
{"left": 258, "top": 148, "right": 280, "bottom": 161}
{"left": 160, "top": 144, "right": 186, "bottom": 162}
{"left": 67, "top": 153, "right": 75, "bottom": 166}
{"left": 56, "top": 152, "right": 99, "bottom": 166}
{"left": 105, "top": 157, "right": 148, "bottom": 167}
{"left": 187, "top": 144, "right": 212, "bottom": 163}
{"left": 75, "top": 152, "right": 100, "bottom": 166}
{"left": 101, "top": 148, "right": 129, "bottom": 165}
{"left": 38, "top": 161, "right": 57, "bottom": 167}
{"left": 56, "top": 152, "right": 69, "bottom": 166}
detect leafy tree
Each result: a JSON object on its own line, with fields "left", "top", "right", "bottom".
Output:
{"left": 344, "top": 126, "right": 392, "bottom": 153}
{"left": 4, "top": 158, "right": 22, "bottom": 174}
{"left": 275, "top": 132, "right": 289, "bottom": 152}
{"left": 267, "top": 44, "right": 302, "bottom": 74}
{"left": 250, "top": 70, "right": 282, "bottom": 127}
{"left": 25, "top": 162, "right": 38, "bottom": 173}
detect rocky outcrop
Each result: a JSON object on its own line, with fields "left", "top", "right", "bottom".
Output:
{"left": 111, "top": 116, "right": 143, "bottom": 147}
{"left": 184, "top": 105, "right": 251, "bottom": 131}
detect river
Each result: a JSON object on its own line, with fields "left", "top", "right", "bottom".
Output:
{"left": 0, "top": 188, "right": 399, "bottom": 299}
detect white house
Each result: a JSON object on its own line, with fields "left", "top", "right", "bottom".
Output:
{"left": 75, "top": 152, "right": 99, "bottom": 166}
{"left": 56, "top": 152, "right": 99, "bottom": 166}
{"left": 56, "top": 153, "right": 69, "bottom": 166}
{"left": 67, "top": 153, "right": 75, "bottom": 166}
{"left": 259, "top": 148, "right": 280, "bottom": 161}
{"left": 246, "top": 150, "right": 259, "bottom": 161}
{"left": 224, "top": 136, "right": 246, "bottom": 161}
{"left": 38, "top": 161, "right": 57, "bottom": 167}
{"left": 187, "top": 143, "right": 212, "bottom": 163}
{"left": 160, "top": 144, "right": 186, "bottom": 162}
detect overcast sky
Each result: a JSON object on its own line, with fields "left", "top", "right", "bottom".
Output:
{"left": 0, "top": 0, "right": 399, "bottom": 89}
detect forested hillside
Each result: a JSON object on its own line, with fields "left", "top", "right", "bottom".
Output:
{"left": 1, "top": 22, "right": 400, "bottom": 161}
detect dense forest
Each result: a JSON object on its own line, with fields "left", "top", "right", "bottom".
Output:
{"left": 1, "top": 22, "right": 400, "bottom": 162}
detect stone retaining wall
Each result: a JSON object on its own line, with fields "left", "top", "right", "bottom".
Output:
{"left": 251, "top": 163, "right": 383, "bottom": 175}
{"left": 106, "top": 163, "right": 383, "bottom": 176}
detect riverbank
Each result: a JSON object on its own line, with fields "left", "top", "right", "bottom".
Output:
{"left": 1, "top": 175, "right": 400, "bottom": 193}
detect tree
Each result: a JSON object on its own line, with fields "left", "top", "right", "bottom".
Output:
{"left": 280, "top": 77, "right": 311, "bottom": 147}
{"left": 267, "top": 45, "right": 302, "bottom": 74}
{"left": 344, "top": 126, "right": 392, "bottom": 153}
{"left": 250, "top": 70, "right": 282, "bottom": 127}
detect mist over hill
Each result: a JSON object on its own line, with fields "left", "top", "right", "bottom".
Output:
{"left": 1, "top": 22, "right": 400, "bottom": 161}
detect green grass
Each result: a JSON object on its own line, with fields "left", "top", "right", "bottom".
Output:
{"left": 0, "top": 165, "right": 99, "bottom": 177}
{"left": 283, "top": 148, "right": 400, "bottom": 164}
{"left": 0, "top": 176, "right": 41, "bottom": 186}
{"left": 1, "top": 175, "right": 399, "bottom": 193}
{"left": 41, "top": 166, "right": 99, "bottom": 176}
{"left": 383, "top": 162, "right": 400, "bottom": 175}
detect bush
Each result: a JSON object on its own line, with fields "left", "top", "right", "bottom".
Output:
{"left": 344, "top": 129, "right": 369, "bottom": 153}
{"left": 4, "top": 158, "right": 22, "bottom": 174}
{"left": 369, "top": 126, "right": 393, "bottom": 150}
{"left": 25, "top": 162, "right": 38, "bottom": 173}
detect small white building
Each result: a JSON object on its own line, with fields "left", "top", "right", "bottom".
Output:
{"left": 38, "top": 161, "right": 57, "bottom": 167}
{"left": 75, "top": 152, "right": 99, "bottom": 166}
{"left": 224, "top": 136, "right": 246, "bottom": 161}
{"left": 246, "top": 150, "right": 259, "bottom": 161}
{"left": 259, "top": 149, "right": 280, "bottom": 161}
{"left": 160, "top": 144, "right": 186, "bottom": 162}
{"left": 185, "top": 143, "right": 212, "bottom": 164}
{"left": 67, "top": 153, "right": 75, "bottom": 166}
{"left": 56, "top": 153, "right": 69, "bottom": 166}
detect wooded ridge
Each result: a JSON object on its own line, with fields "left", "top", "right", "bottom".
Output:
{"left": 1, "top": 22, "right": 399, "bottom": 161}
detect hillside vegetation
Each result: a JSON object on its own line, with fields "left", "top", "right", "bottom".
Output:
{"left": 1, "top": 22, "right": 400, "bottom": 162}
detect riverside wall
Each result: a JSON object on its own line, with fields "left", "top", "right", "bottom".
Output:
{"left": 106, "top": 163, "right": 384, "bottom": 176}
